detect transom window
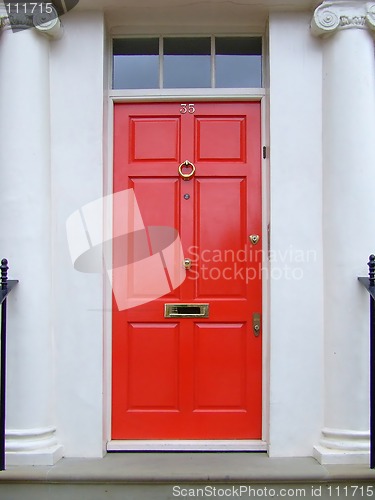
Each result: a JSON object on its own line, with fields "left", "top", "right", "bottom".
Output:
{"left": 113, "top": 36, "right": 262, "bottom": 90}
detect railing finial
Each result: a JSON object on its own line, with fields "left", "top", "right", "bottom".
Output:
{"left": 368, "top": 255, "right": 375, "bottom": 286}
{"left": 0, "top": 260, "right": 8, "bottom": 291}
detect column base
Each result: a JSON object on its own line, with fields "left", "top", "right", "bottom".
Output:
{"left": 5, "top": 426, "right": 64, "bottom": 466}
{"left": 313, "top": 427, "right": 370, "bottom": 465}
{"left": 6, "top": 444, "right": 63, "bottom": 466}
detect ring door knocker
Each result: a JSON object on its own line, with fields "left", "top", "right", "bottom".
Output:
{"left": 178, "top": 160, "right": 196, "bottom": 181}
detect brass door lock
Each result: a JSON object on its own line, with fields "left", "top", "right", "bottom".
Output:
{"left": 252, "top": 313, "right": 261, "bottom": 337}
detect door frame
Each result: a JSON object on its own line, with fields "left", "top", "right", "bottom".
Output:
{"left": 103, "top": 93, "right": 270, "bottom": 451}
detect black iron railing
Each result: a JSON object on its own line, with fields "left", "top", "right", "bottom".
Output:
{"left": 358, "top": 255, "right": 375, "bottom": 469}
{"left": 0, "top": 259, "right": 18, "bottom": 471}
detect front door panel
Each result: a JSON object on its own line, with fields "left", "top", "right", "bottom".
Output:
{"left": 112, "top": 102, "right": 262, "bottom": 439}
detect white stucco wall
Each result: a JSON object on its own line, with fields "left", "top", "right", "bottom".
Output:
{"left": 268, "top": 12, "right": 324, "bottom": 457}
{"left": 50, "top": 11, "right": 106, "bottom": 457}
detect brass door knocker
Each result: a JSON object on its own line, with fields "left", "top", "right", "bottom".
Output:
{"left": 178, "top": 160, "right": 196, "bottom": 181}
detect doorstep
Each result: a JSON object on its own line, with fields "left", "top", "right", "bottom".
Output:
{"left": 0, "top": 452, "right": 374, "bottom": 484}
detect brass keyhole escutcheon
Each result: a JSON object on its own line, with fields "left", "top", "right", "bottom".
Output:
{"left": 249, "top": 234, "right": 260, "bottom": 245}
{"left": 178, "top": 160, "right": 196, "bottom": 181}
{"left": 183, "top": 258, "right": 192, "bottom": 270}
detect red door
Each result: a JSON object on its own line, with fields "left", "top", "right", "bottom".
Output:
{"left": 112, "top": 102, "right": 262, "bottom": 439}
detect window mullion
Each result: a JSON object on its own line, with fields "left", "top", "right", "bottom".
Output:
{"left": 159, "top": 36, "right": 164, "bottom": 89}
{"left": 211, "top": 36, "right": 215, "bottom": 89}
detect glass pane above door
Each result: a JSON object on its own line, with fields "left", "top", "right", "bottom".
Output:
{"left": 215, "top": 37, "right": 262, "bottom": 88}
{"left": 113, "top": 38, "right": 159, "bottom": 89}
{"left": 163, "top": 37, "right": 211, "bottom": 88}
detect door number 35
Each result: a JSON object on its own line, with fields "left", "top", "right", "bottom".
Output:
{"left": 180, "top": 103, "right": 195, "bottom": 114}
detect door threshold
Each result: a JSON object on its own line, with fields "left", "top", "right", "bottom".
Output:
{"left": 107, "top": 440, "right": 267, "bottom": 452}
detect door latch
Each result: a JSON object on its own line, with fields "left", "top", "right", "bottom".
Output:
{"left": 252, "top": 313, "right": 261, "bottom": 337}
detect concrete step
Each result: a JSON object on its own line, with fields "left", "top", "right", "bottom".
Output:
{"left": 0, "top": 453, "right": 374, "bottom": 500}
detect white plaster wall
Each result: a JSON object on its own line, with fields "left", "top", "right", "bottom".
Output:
{"left": 268, "top": 12, "right": 324, "bottom": 456}
{"left": 50, "top": 11, "right": 105, "bottom": 457}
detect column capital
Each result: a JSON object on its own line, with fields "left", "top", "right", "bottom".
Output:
{"left": 0, "top": 5, "right": 63, "bottom": 39}
{"left": 311, "top": 1, "right": 375, "bottom": 37}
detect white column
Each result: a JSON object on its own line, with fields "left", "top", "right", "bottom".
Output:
{"left": 0, "top": 7, "right": 63, "bottom": 465}
{"left": 312, "top": 0, "right": 375, "bottom": 464}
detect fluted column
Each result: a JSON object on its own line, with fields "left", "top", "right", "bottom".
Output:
{"left": 311, "top": 1, "right": 375, "bottom": 464}
{"left": 0, "top": 7, "right": 63, "bottom": 465}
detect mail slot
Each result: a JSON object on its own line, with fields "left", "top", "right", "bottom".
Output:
{"left": 164, "top": 303, "right": 209, "bottom": 318}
